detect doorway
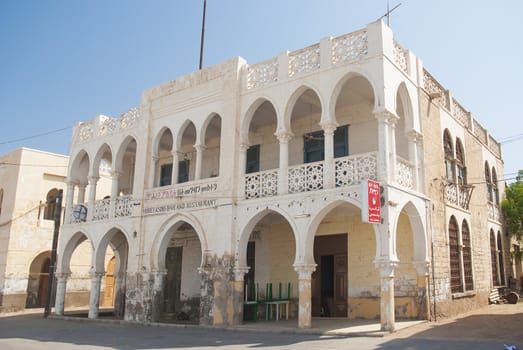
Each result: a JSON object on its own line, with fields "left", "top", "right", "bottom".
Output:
{"left": 312, "top": 234, "right": 347, "bottom": 317}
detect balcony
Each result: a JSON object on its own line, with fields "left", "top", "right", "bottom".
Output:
{"left": 444, "top": 183, "right": 472, "bottom": 210}
{"left": 243, "top": 153, "right": 414, "bottom": 200}
{"left": 487, "top": 202, "right": 501, "bottom": 222}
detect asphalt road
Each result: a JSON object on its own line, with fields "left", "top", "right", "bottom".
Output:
{"left": 0, "top": 303, "right": 521, "bottom": 350}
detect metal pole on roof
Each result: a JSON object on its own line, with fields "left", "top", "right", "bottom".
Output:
{"left": 44, "top": 189, "right": 62, "bottom": 318}
{"left": 199, "top": 0, "right": 207, "bottom": 70}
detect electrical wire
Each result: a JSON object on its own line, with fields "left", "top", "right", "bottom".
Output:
{"left": 0, "top": 126, "right": 72, "bottom": 145}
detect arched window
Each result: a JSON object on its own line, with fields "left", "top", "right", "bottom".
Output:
{"left": 462, "top": 221, "right": 473, "bottom": 291}
{"left": 449, "top": 216, "right": 462, "bottom": 293}
{"left": 490, "top": 229, "right": 499, "bottom": 286}
{"left": 485, "top": 162, "right": 493, "bottom": 202}
{"left": 44, "top": 189, "right": 59, "bottom": 220}
{"left": 443, "top": 130, "right": 455, "bottom": 182}
{"left": 492, "top": 167, "right": 499, "bottom": 205}
{"left": 455, "top": 139, "right": 466, "bottom": 185}
{"left": 497, "top": 231, "right": 505, "bottom": 285}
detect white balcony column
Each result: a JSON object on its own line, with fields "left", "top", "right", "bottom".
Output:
{"left": 320, "top": 122, "right": 337, "bottom": 189}
{"left": 239, "top": 143, "right": 249, "bottom": 199}
{"left": 171, "top": 150, "right": 179, "bottom": 185}
{"left": 407, "top": 130, "right": 422, "bottom": 191}
{"left": 376, "top": 260, "right": 397, "bottom": 331}
{"left": 87, "top": 176, "right": 99, "bottom": 221}
{"left": 151, "top": 155, "right": 160, "bottom": 187}
{"left": 88, "top": 271, "right": 104, "bottom": 319}
{"left": 65, "top": 181, "right": 76, "bottom": 224}
{"left": 77, "top": 183, "right": 87, "bottom": 204}
{"left": 388, "top": 114, "right": 399, "bottom": 183}
{"left": 54, "top": 272, "right": 70, "bottom": 316}
{"left": 194, "top": 143, "right": 205, "bottom": 181}
{"left": 374, "top": 108, "right": 392, "bottom": 182}
{"left": 293, "top": 263, "right": 317, "bottom": 329}
{"left": 276, "top": 131, "right": 293, "bottom": 195}
{"left": 110, "top": 170, "right": 120, "bottom": 218}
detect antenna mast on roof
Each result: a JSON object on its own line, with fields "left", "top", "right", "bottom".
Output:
{"left": 378, "top": 0, "right": 401, "bottom": 27}
{"left": 199, "top": 0, "right": 207, "bottom": 70}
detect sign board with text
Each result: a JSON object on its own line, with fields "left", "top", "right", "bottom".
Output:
{"left": 361, "top": 179, "right": 381, "bottom": 224}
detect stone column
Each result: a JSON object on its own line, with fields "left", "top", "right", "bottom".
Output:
{"left": 65, "top": 182, "right": 76, "bottom": 224}
{"left": 293, "top": 263, "right": 317, "bottom": 329}
{"left": 414, "top": 261, "right": 430, "bottom": 320}
{"left": 110, "top": 171, "right": 120, "bottom": 218}
{"left": 77, "top": 184, "right": 87, "bottom": 204}
{"left": 151, "top": 270, "right": 167, "bottom": 322}
{"left": 198, "top": 264, "right": 214, "bottom": 326}
{"left": 377, "top": 260, "right": 397, "bottom": 331}
{"left": 388, "top": 114, "right": 398, "bottom": 183}
{"left": 276, "top": 131, "right": 293, "bottom": 195}
{"left": 88, "top": 271, "right": 104, "bottom": 319}
{"left": 171, "top": 150, "right": 179, "bottom": 185}
{"left": 374, "top": 108, "right": 391, "bottom": 182}
{"left": 407, "top": 130, "right": 422, "bottom": 191}
{"left": 152, "top": 156, "right": 159, "bottom": 187}
{"left": 87, "top": 176, "right": 99, "bottom": 221}
{"left": 114, "top": 272, "right": 127, "bottom": 319}
{"left": 54, "top": 272, "right": 70, "bottom": 316}
{"left": 194, "top": 144, "right": 205, "bottom": 180}
{"left": 320, "top": 122, "right": 337, "bottom": 189}
{"left": 232, "top": 266, "right": 250, "bottom": 325}
{"left": 239, "top": 143, "right": 249, "bottom": 199}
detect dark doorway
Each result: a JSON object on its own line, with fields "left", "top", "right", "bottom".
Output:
{"left": 312, "top": 234, "right": 347, "bottom": 317}
{"left": 163, "top": 247, "right": 183, "bottom": 317}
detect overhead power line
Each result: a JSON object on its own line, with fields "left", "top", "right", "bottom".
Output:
{"left": 0, "top": 126, "right": 72, "bottom": 145}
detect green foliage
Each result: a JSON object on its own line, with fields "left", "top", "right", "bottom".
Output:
{"left": 502, "top": 170, "right": 523, "bottom": 242}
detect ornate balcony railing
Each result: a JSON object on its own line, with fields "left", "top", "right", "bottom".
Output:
{"left": 445, "top": 183, "right": 472, "bottom": 210}
{"left": 288, "top": 161, "right": 324, "bottom": 194}
{"left": 92, "top": 198, "right": 111, "bottom": 221}
{"left": 395, "top": 157, "right": 415, "bottom": 190}
{"left": 335, "top": 152, "right": 378, "bottom": 187}
{"left": 487, "top": 202, "right": 501, "bottom": 222}
{"left": 244, "top": 169, "right": 278, "bottom": 199}
{"left": 115, "top": 195, "right": 133, "bottom": 218}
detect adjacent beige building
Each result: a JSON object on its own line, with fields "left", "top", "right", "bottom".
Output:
{"left": 0, "top": 148, "right": 100, "bottom": 312}
{"left": 54, "top": 20, "right": 513, "bottom": 331}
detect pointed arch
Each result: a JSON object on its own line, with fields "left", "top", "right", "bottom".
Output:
{"left": 94, "top": 226, "right": 130, "bottom": 273}
{"left": 92, "top": 143, "right": 113, "bottom": 178}
{"left": 461, "top": 220, "right": 473, "bottom": 290}
{"left": 69, "top": 149, "right": 90, "bottom": 185}
{"left": 200, "top": 113, "right": 222, "bottom": 178}
{"left": 241, "top": 97, "right": 279, "bottom": 144}
{"left": 448, "top": 216, "right": 461, "bottom": 293}
{"left": 283, "top": 84, "right": 323, "bottom": 133}
{"left": 397, "top": 201, "right": 428, "bottom": 262}
{"left": 58, "top": 231, "right": 94, "bottom": 274}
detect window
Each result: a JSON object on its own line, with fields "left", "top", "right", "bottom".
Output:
{"left": 455, "top": 139, "right": 467, "bottom": 185}
{"left": 462, "top": 221, "right": 473, "bottom": 291}
{"left": 160, "top": 163, "right": 172, "bottom": 187}
{"left": 304, "top": 125, "right": 349, "bottom": 163}
{"left": 492, "top": 168, "right": 499, "bottom": 205}
{"left": 178, "top": 159, "right": 190, "bottom": 184}
{"left": 443, "top": 130, "right": 455, "bottom": 182}
{"left": 449, "top": 217, "right": 475, "bottom": 293}
{"left": 44, "top": 189, "right": 59, "bottom": 220}
{"left": 497, "top": 231, "right": 505, "bottom": 285}
{"left": 490, "top": 230, "right": 499, "bottom": 286}
{"left": 245, "top": 144, "right": 260, "bottom": 174}
{"left": 485, "top": 162, "right": 493, "bottom": 202}
{"left": 448, "top": 216, "right": 462, "bottom": 293}
{"left": 245, "top": 241, "right": 256, "bottom": 300}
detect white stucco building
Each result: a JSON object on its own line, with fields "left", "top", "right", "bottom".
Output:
{"left": 55, "top": 20, "right": 509, "bottom": 330}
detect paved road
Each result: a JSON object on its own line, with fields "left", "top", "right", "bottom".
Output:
{"left": 0, "top": 303, "right": 521, "bottom": 350}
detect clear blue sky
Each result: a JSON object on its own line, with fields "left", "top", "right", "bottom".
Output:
{"left": 1, "top": 0, "right": 522, "bottom": 180}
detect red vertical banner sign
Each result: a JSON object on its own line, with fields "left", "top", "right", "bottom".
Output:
{"left": 361, "top": 179, "right": 381, "bottom": 224}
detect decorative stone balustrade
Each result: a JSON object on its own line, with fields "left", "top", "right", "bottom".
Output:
{"left": 288, "top": 161, "right": 324, "bottom": 194}
{"left": 78, "top": 108, "right": 140, "bottom": 142}
{"left": 393, "top": 40, "right": 408, "bottom": 73}
{"left": 92, "top": 198, "right": 111, "bottom": 221}
{"left": 246, "top": 58, "right": 278, "bottom": 89}
{"left": 395, "top": 157, "right": 414, "bottom": 189}
{"left": 334, "top": 152, "right": 378, "bottom": 187}
{"left": 115, "top": 195, "right": 133, "bottom": 218}
{"left": 423, "top": 70, "right": 448, "bottom": 109}
{"left": 244, "top": 169, "right": 278, "bottom": 199}
{"left": 288, "top": 44, "right": 320, "bottom": 77}
{"left": 331, "top": 29, "right": 368, "bottom": 66}
{"left": 487, "top": 202, "right": 501, "bottom": 222}
{"left": 452, "top": 99, "right": 470, "bottom": 128}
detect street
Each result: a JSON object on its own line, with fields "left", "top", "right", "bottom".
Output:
{"left": 0, "top": 303, "right": 521, "bottom": 350}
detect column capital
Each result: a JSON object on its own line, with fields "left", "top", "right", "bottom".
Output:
{"left": 194, "top": 143, "right": 206, "bottom": 152}
{"left": 274, "top": 130, "right": 294, "bottom": 143}
{"left": 110, "top": 170, "right": 121, "bottom": 179}
{"left": 66, "top": 180, "right": 78, "bottom": 188}
{"left": 239, "top": 142, "right": 250, "bottom": 151}
{"left": 319, "top": 121, "right": 338, "bottom": 134}
{"left": 152, "top": 155, "right": 160, "bottom": 162}
{"left": 413, "top": 261, "right": 430, "bottom": 276}
{"left": 374, "top": 259, "right": 398, "bottom": 278}
{"left": 233, "top": 266, "right": 250, "bottom": 281}
{"left": 373, "top": 106, "right": 398, "bottom": 123}
{"left": 90, "top": 271, "right": 105, "bottom": 279}
{"left": 406, "top": 129, "right": 423, "bottom": 143}
{"left": 55, "top": 272, "right": 71, "bottom": 280}
{"left": 171, "top": 150, "right": 179, "bottom": 157}
{"left": 293, "top": 263, "right": 317, "bottom": 279}
{"left": 87, "top": 176, "right": 99, "bottom": 184}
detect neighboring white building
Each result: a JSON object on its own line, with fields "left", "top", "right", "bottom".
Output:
{"left": 55, "top": 20, "right": 510, "bottom": 330}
